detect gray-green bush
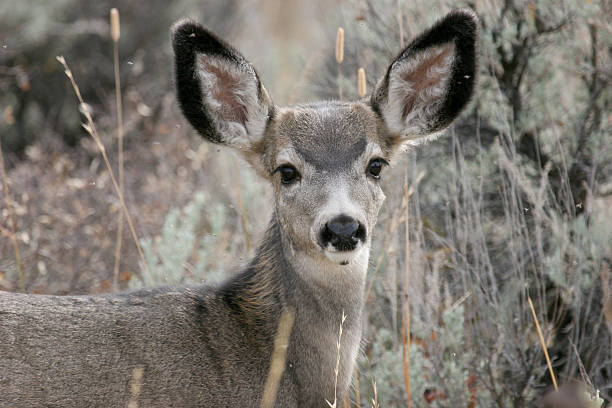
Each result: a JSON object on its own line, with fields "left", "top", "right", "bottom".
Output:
{"left": 313, "top": 0, "right": 611, "bottom": 406}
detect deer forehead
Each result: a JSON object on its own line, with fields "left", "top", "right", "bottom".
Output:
{"left": 268, "top": 102, "right": 387, "bottom": 171}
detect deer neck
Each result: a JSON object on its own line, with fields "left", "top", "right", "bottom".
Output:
{"left": 242, "top": 215, "right": 368, "bottom": 325}
{"left": 275, "top": 214, "right": 367, "bottom": 402}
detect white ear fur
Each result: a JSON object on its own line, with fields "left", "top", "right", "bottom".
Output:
{"left": 196, "top": 54, "right": 270, "bottom": 148}
{"left": 380, "top": 42, "right": 456, "bottom": 144}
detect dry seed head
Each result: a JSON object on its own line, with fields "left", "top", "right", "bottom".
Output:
{"left": 335, "top": 28, "right": 344, "bottom": 64}
{"left": 110, "top": 8, "right": 120, "bottom": 42}
{"left": 358, "top": 68, "right": 366, "bottom": 97}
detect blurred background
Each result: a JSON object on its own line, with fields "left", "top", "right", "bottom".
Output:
{"left": 1, "top": 0, "right": 611, "bottom": 406}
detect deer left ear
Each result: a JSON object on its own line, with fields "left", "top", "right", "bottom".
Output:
{"left": 371, "top": 9, "right": 478, "bottom": 146}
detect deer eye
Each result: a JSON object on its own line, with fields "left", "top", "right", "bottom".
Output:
{"left": 274, "top": 164, "right": 300, "bottom": 185}
{"left": 366, "top": 158, "right": 388, "bottom": 179}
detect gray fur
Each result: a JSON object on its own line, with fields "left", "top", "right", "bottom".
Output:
{"left": 0, "top": 11, "right": 478, "bottom": 407}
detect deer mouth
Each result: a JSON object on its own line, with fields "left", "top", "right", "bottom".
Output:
{"left": 322, "top": 241, "right": 365, "bottom": 266}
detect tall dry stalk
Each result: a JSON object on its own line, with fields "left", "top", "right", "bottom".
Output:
{"left": 56, "top": 55, "right": 152, "bottom": 284}
{"left": 261, "top": 308, "right": 295, "bottom": 408}
{"left": 0, "top": 138, "right": 24, "bottom": 292}
{"left": 110, "top": 8, "right": 125, "bottom": 292}
{"left": 401, "top": 163, "right": 412, "bottom": 408}
{"left": 336, "top": 27, "right": 344, "bottom": 100}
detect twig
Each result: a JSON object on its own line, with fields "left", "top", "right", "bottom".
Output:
{"left": 527, "top": 295, "right": 558, "bottom": 391}
{"left": 56, "top": 55, "right": 152, "bottom": 284}
{"left": 110, "top": 8, "right": 125, "bottom": 292}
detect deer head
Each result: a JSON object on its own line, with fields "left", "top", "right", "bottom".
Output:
{"left": 172, "top": 10, "right": 478, "bottom": 276}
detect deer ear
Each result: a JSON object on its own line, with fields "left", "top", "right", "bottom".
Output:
{"left": 371, "top": 9, "right": 478, "bottom": 146}
{"left": 172, "top": 20, "right": 274, "bottom": 150}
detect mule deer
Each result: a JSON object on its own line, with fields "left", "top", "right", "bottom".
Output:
{"left": 0, "top": 10, "right": 477, "bottom": 407}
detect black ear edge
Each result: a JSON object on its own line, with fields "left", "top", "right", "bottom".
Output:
{"left": 172, "top": 19, "right": 225, "bottom": 143}
{"left": 171, "top": 19, "right": 274, "bottom": 145}
{"left": 172, "top": 19, "right": 245, "bottom": 66}
{"left": 371, "top": 9, "right": 479, "bottom": 133}
{"left": 430, "top": 9, "right": 478, "bottom": 132}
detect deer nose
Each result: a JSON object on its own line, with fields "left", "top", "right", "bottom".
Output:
{"left": 320, "top": 215, "right": 366, "bottom": 251}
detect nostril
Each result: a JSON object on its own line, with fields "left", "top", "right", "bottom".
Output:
{"left": 320, "top": 214, "right": 366, "bottom": 251}
{"left": 327, "top": 219, "right": 359, "bottom": 239}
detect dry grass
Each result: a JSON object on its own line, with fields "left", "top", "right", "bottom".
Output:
{"left": 0, "top": 138, "right": 23, "bottom": 292}
{"left": 55, "top": 55, "right": 152, "bottom": 284}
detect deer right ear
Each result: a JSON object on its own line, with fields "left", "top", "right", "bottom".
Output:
{"left": 371, "top": 10, "right": 478, "bottom": 147}
{"left": 172, "top": 20, "right": 274, "bottom": 150}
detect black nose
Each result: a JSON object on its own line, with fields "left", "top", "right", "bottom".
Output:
{"left": 320, "top": 215, "right": 366, "bottom": 251}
